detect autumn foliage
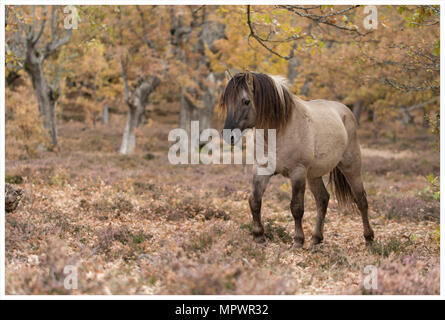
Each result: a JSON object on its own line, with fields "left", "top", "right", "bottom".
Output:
{"left": 4, "top": 5, "right": 440, "bottom": 295}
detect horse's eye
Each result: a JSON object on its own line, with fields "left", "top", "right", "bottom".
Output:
{"left": 243, "top": 99, "right": 250, "bottom": 106}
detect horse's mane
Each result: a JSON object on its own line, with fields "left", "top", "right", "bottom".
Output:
{"left": 219, "top": 72, "right": 294, "bottom": 130}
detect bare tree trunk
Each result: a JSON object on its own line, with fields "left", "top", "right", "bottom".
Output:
{"left": 400, "top": 109, "right": 414, "bottom": 124}
{"left": 10, "top": 6, "right": 72, "bottom": 148}
{"left": 119, "top": 76, "right": 160, "bottom": 155}
{"left": 178, "top": 92, "right": 192, "bottom": 138}
{"left": 117, "top": 7, "right": 163, "bottom": 155}
{"left": 120, "top": 107, "right": 139, "bottom": 155}
{"left": 101, "top": 105, "right": 109, "bottom": 124}
{"left": 423, "top": 108, "right": 430, "bottom": 127}
{"left": 287, "top": 45, "right": 300, "bottom": 83}
{"left": 178, "top": 73, "right": 217, "bottom": 146}
{"left": 25, "top": 50, "right": 58, "bottom": 146}
{"left": 352, "top": 100, "right": 364, "bottom": 125}
{"left": 202, "top": 73, "right": 217, "bottom": 130}
{"left": 373, "top": 110, "right": 379, "bottom": 123}
{"left": 300, "top": 77, "right": 311, "bottom": 96}
{"left": 171, "top": 7, "right": 224, "bottom": 143}
{"left": 367, "top": 109, "right": 374, "bottom": 123}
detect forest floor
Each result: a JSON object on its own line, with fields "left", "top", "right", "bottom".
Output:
{"left": 5, "top": 109, "right": 440, "bottom": 295}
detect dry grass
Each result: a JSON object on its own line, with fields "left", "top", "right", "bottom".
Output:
{"left": 5, "top": 116, "right": 440, "bottom": 295}
{"left": 358, "top": 252, "right": 440, "bottom": 295}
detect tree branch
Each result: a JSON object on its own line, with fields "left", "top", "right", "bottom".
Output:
{"left": 50, "top": 5, "right": 57, "bottom": 38}
{"left": 247, "top": 5, "right": 291, "bottom": 60}
{"left": 278, "top": 5, "right": 369, "bottom": 36}
{"left": 43, "top": 29, "right": 72, "bottom": 61}
{"left": 134, "top": 5, "right": 156, "bottom": 49}
{"left": 382, "top": 78, "right": 440, "bottom": 92}
{"left": 42, "top": 6, "right": 72, "bottom": 61}
{"left": 246, "top": 5, "right": 371, "bottom": 60}
{"left": 32, "top": 6, "right": 47, "bottom": 45}
{"left": 404, "top": 96, "right": 439, "bottom": 112}
{"left": 25, "top": 6, "right": 36, "bottom": 41}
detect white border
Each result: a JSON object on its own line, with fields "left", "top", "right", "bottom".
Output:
{"left": 1, "top": 0, "right": 443, "bottom": 300}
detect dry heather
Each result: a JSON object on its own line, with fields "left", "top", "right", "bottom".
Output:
{"left": 5, "top": 115, "right": 440, "bottom": 295}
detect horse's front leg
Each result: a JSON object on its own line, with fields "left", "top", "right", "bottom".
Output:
{"left": 248, "top": 172, "right": 271, "bottom": 243}
{"left": 308, "top": 177, "right": 330, "bottom": 245}
{"left": 290, "top": 167, "right": 306, "bottom": 248}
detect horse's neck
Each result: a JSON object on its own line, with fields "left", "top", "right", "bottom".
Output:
{"left": 281, "top": 95, "right": 311, "bottom": 135}
{"left": 272, "top": 95, "right": 313, "bottom": 151}
{"left": 291, "top": 95, "right": 311, "bottom": 120}
{"left": 255, "top": 95, "right": 311, "bottom": 145}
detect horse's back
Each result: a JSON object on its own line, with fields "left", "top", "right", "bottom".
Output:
{"left": 302, "top": 99, "right": 357, "bottom": 177}
{"left": 306, "top": 99, "right": 358, "bottom": 142}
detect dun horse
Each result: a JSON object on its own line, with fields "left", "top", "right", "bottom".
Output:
{"left": 220, "top": 71, "right": 374, "bottom": 247}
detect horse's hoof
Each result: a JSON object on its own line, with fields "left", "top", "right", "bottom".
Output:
{"left": 293, "top": 239, "right": 304, "bottom": 249}
{"left": 253, "top": 235, "right": 266, "bottom": 243}
{"left": 309, "top": 242, "right": 322, "bottom": 250}
{"left": 309, "top": 240, "right": 325, "bottom": 251}
{"left": 364, "top": 231, "right": 374, "bottom": 243}
{"left": 311, "top": 235, "right": 323, "bottom": 245}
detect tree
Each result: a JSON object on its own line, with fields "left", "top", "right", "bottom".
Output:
{"left": 168, "top": 6, "right": 225, "bottom": 145}
{"left": 6, "top": 6, "right": 73, "bottom": 147}
{"left": 6, "top": 4, "right": 438, "bottom": 154}
{"left": 120, "top": 69, "right": 160, "bottom": 154}
{"left": 115, "top": 6, "right": 165, "bottom": 154}
{"left": 242, "top": 5, "right": 439, "bottom": 125}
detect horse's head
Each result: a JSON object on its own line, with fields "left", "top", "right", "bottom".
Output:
{"left": 220, "top": 71, "right": 256, "bottom": 145}
{"left": 219, "top": 70, "right": 294, "bottom": 145}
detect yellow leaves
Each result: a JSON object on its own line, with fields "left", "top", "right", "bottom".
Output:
{"left": 59, "top": 36, "right": 123, "bottom": 124}
{"left": 5, "top": 25, "right": 17, "bottom": 32}
{"left": 433, "top": 226, "right": 440, "bottom": 247}
{"left": 208, "top": 6, "right": 291, "bottom": 76}
{"left": 23, "top": 16, "right": 34, "bottom": 24}
{"left": 218, "top": 6, "right": 228, "bottom": 15}
{"left": 6, "top": 50, "right": 23, "bottom": 66}
{"left": 280, "top": 23, "right": 290, "bottom": 33}
{"left": 144, "top": 118, "right": 153, "bottom": 129}
{"left": 279, "top": 182, "right": 291, "bottom": 194}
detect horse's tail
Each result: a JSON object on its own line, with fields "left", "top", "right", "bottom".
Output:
{"left": 329, "top": 166, "right": 356, "bottom": 210}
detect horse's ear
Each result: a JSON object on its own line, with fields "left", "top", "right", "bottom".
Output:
{"left": 245, "top": 71, "right": 254, "bottom": 93}
{"left": 225, "top": 70, "right": 232, "bottom": 82}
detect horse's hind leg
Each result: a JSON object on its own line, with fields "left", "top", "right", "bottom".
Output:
{"left": 308, "top": 177, "right": 330, "bottom": 245}
{"left": 338, "top": 142, "right": 374, "bottom": 245}
{"left": 290, "top": 167, "right": 307, "bottom": 248}
{"left": 248, "top": 172, "right": 271, "bottom": 243}
{"left": 340, "top": 168, "right": 374, "bottom": 244}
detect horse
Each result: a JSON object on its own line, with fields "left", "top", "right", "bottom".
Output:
{"left": 219, "top": 71, "right": 374, "bottom": 248}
